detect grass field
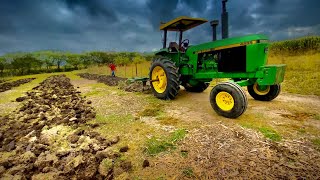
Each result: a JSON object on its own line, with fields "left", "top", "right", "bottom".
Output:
{"left": 1, "top": 51, "right": 320, "bottom": 179}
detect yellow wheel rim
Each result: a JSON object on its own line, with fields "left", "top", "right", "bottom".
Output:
{"left": 151, "top": 66, "right": 167, "bottom": 93}
{"left": 216, "top": 91, "right": 234, "bottom": 111}
{"left": 253, "top": 83, "right": 270, "bottom": 95}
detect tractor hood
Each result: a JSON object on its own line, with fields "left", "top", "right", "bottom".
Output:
{"left": 186, "top": 34, "right": 269, "bottom": 54}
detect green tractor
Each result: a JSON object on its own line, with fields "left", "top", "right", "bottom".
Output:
{"left": 149, "top": 16, "right": 286, "bottom": 118}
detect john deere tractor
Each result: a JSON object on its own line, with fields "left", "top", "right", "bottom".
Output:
{"left": 149, "top": 16, "right": 286, "bottom": 118}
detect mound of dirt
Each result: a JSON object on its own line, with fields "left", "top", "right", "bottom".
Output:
{"left": 0, "top": 75, "right": 129, "bottom": 179}
{"left": 118, "top": 81, "right": 152, "bottom": 94}
{"left": 0, "top": 79, "right": 10, "bottom": 84}
{"left": 176, "top": 124, "right": 320, "bottom": 179}
{"left": 78, "top": 73, "right": 152, "bottom": 94}
{"left": 0, "top": 78, "right": 35, "bottom": 92}
{"left": 77, "top": 73, "right": 126, "bottom": 86}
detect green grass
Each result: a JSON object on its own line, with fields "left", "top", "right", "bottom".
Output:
{"left": 182, "top": 167, "right": 195, "bottom": 178}
{"left": 268, "top": 53, "right": 320, "bottom": 96}
{"left": 240, "top": 120, "right": 282, "bottom": 142}
{"left": 145, "top": 129, "right": 187, "bottom": 156}
{"left": 139, "top": 104, "right": 163, "bottom": 117}
{"left": 311, "top": 138, "right": 320, "bottom": 148}
{"left": 258, "top": 127, "right": 282, "bottom": 141}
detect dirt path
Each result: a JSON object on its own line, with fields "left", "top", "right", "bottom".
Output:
{"left": 137, "top": 88, "right": 320, "bottom": 179}
{"left": 70, "top": 76, "right": 320, "bottom": 179}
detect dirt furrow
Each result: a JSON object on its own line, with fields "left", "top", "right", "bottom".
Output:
{"left": 0, "top": 78, "right": 35, "bottom": 92}
{"left": 0, "top": 75, "right": 129, "bottom": 179}
{"left": 78, "top": 73, "right": 152, "bottom": 93}
{"left": 77, "top": 73, "right": 126, "bottom": 86}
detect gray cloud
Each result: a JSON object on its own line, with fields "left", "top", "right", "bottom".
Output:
{"left": 0, "top": 0, "right": 319, "bottom": 55}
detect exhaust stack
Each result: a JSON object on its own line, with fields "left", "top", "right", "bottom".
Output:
{"left": 210, "top": 20, "right": 219, "bottom": 41}
{"left": 221, "top": 0, "right": 229, "bottom": 39}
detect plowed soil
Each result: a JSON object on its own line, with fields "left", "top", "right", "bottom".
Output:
{"left": 0, "top": 75, "right": 129, "bottom": 179}
{"left": 0, "top": 78, "right": 35, "bottom": 92}
{"left": 77, "top": 73, "right": 126, "bottom": 86}
{"left": 78, "top": 73, "right": 152, "bottom": 93}
{"left": 0, "top": 79, "right": 9, "bottom": 84}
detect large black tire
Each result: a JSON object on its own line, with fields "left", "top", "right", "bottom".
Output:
{"left": 247, "top": 83, "right": 281, "bottom": 101}
{"left": 149, "top": 57, "right": 180, "bottom": 100}
{"left": 210, "top": 82, "right": 248, "bottom": 118}
{"left": 183, "top": 82, "right": 209, "bottom": 92}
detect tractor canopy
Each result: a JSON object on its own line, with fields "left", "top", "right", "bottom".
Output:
{"left": 160, "top": 16, "right": 208, "bottom": 32}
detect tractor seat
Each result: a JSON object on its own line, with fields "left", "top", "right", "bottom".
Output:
{"left": 169, "top": 42, "right": 179, "bottom": 52}
{"left": 169, "top": 42, "right": 186, "bottom": 52}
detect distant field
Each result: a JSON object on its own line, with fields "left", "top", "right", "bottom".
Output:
{"left": 268, "top": 53, "right": 320, "bottom": 96}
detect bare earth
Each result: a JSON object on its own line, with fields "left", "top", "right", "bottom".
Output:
{"left": 71, "top": 77, "right": 320, "bottom": 179}
{"left": 1, "top": 75, "right": 319, "bottom": 179}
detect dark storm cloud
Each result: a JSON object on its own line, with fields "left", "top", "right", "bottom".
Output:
{"left": 147, "top": 0, "right": 179, "bottom": 29}
{"left": 63, "top": 0, "right": 118, "bottom": 21}
{"left": 0, "top": 0, "right": 319, "bottom": 55}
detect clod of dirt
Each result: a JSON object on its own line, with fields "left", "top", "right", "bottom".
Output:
{"left": 98, "top": 158, "right": 114, "bottom": 176}
{"left": 87, "top": 100, "right": 92, "bottom": 104}
{"left": 142, "top": 159, "right": 150, "bottom": 168}
{"left": 16, "top": 96, "right": 26, "bottom": 102}
{"left": 0, "top": 132, "right": 3, "bottom": 141}
{"left": 95, "top": 148, "right": 116, "bottom": 160}
{"left": 19, "top": 151, "right": 37, "bottom": 164}
{"left": 0, "top": 165, "right": 5, "bottom": 174}
{"left": 118, "top": 81, "right": 152, "bottom": 94}
{"left": 87, "top": 123, "right": 99, "bottom": 128}
{"left": 69, "top": 117, "right": 78, "bottom": 122}
{"left": 67, "top": 134, "right": 79, "bottom": 144}
{"left": 111, "top": 136, "right": 120, "bottom": 144}
{"left": 5, "top": 140, "right": 15, "bottom": 151}
{"left": 119, "top": 145, "right": 129, "bottom": 153}
{"left": 120, "top": 161, "right": 132, "bottom": 172}
{"left": 74, "top": 129, "right": 85, "bottom": 136}
{"left": 56, "top": 150, "right": 72, "bottom": 158}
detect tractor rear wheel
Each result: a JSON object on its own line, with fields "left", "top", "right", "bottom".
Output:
{"left": 247, "top": 83, "right": 281, "bottom": 101}
{"left": 183, "top": 82, "right": 209, "bottom": 92}
{"left": 149, "top": 58, "right": 180, "bottom": 100}
{"left": 210, "top": 82, "right": 248, "bottom": 118}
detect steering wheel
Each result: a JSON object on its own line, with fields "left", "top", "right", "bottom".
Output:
{"left": 180, "top": 39, "right": 189, "bottom": 48}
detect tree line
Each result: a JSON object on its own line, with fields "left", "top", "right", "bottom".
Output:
{"left": 0, "top": 51, "right": 154, "bottom": 77}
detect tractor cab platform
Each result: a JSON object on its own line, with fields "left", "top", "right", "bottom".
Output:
{"left": 160, "top": 16, "right": 208, "bottom": 51}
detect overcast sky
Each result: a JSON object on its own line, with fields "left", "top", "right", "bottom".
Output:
{"left": 0, "top": 0, "right": 319, "bottom": 55}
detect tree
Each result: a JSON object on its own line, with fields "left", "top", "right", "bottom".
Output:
{"left": 0, "top": 57, "right": 6, "bottom": 76}
{"left": 66, "top": 53, "right": 81, "bottom": 69}
{"left": 114, "top": 55, "right": 130, "bottom": 77}
{"left": 80, "top": 53, "right": 92, "bottom": 68}
{"left": 132, "top": 55, "right": 145, "bottom": 76}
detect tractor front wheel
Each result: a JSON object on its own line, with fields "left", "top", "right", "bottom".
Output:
{"left": 247, "top": 83, "right": 281, "bottom": 101}
{"left": 210, "top": 82, "right": 248, "bottom": 118}
{"left": 149, "top": 58, "right": 180, "bottom": 100}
